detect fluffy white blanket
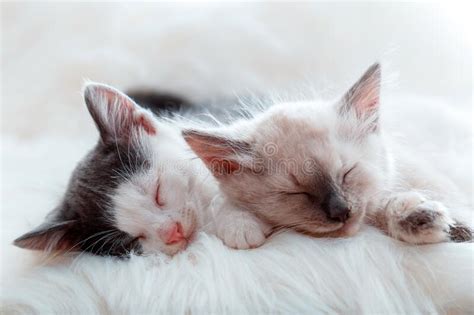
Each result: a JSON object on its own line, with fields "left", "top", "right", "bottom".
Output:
{"left": 1, "top": 3, "right": 472, "bottom": 314}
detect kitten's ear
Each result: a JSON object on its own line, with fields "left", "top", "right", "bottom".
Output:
{"left": 338, "top": 63, "right": 381, "bottom": 130}
{"left": 183, "top": 129, "right": 253, "bottom": 177}
{"left": 83, "top": 83, "right": 156, "bottom": 143}
{"left": 13, "top": 220, "right": 78, "bottom": 252}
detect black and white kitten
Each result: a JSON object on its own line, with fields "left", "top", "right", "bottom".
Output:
{"left": 14, "top": 84, "right": 267, "bottom": 257}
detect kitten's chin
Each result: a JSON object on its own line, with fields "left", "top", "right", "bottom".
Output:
{"left": 164, "top": 239, "right": 189, "bottom": 256}
{"left": 300, "top": 213, "right": 363, "bottom": 238}
{"left": 141, "top": 239, "right": 189, "bottom": 256}
{"left": 333, "top": 213, "right": 364, "bottom": 237}
{"left": 338, "top": 220, "right": 361, "bottom": 237}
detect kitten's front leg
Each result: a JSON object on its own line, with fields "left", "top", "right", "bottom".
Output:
{"left": 214, "top": 205, "right": 270, "bottom": 250}
{"left": 370, "top": 192, "right": 472, "bottom": 244}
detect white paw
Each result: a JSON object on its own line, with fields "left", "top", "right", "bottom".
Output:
{"left": 386, "top": 192, "right": 454, "bottom": 244}
{"left": 216, "top": 211, "right": 266, "bottom": 250}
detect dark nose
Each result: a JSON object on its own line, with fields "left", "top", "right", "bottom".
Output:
{"left": 323, "top": 194, "right": 350, "bottom": 223}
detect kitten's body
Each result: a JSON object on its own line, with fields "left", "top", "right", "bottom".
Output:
{"left": 185, "top": 64, "right": 472, "bottom": 244}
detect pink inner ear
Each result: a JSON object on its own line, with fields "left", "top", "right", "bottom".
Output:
{"left": 100, "top": 87, "right": 157, "bottom": 136}
{"left": 367, "top": 98, "right": 379, "bottom": 108}
{"left": 350, "top": 82, "right": 380, "bottom": 118}
{"left": 184, "top": 132, "right": 245, "bottom": 177}
{"left": 135, "top": 114, "right": 156, "bottom": 135}
{"left": 104, "top": 92, "right": 134, "bottom": 118}
{"left": 14, "top": 228, "right": 73, "bottom": 252}
{"left": 342, "top": 63, "right": 381, "bottom": 119}
{"left": 363, "top": 96, "right": 379, "bottom": 113}
{"left": 103, "top": 89, "right": 135, "bottom": 111}
{"left": 203, "top": 156, "right": 242, "bottom": 176}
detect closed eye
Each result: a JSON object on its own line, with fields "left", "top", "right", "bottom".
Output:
{"left": 342, "top": 164, "right": 357, "bottom": 184}
{"left": 155, "top": 184, "right": 165, "bottom": 207}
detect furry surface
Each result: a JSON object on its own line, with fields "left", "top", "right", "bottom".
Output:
{"left": 1, "top": 2, "right": 472, "bottom": 314}
{"left": 2, "top": 231, "right": 474, "bottom": 314}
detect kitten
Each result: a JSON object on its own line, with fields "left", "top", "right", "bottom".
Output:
{"left": 14, "top": 83, "right": 268, "bottom": 257}
{"left": 184, "top": 63, "right": 472, "bottom": 245}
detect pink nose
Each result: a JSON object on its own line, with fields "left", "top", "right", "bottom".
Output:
{"left": 163, "top": 222, "right": 185, "bottom": 245}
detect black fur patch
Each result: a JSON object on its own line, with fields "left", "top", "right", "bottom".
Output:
{"left": 14, "top": 140, "right": 148, "bottom": 257}
{"left": 14, "top": 86, "right": 193, "bottom": 257}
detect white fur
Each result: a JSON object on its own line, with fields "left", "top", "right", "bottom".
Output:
{"left": 1, "top": 2, "right": 472, "bottom": 314}
{"left": 2, "top": 230, "right": 473, "bottom": 313}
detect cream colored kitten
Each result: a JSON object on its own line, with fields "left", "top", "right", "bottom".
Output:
{"left": 184, "top": 63, "right": 472, "bottom": 245}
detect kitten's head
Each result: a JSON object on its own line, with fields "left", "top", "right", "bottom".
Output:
{"left": 184, "top": 63, "right": 388, "bottom": 237}
{"left": 14, "top": 84, "right": 198, "bottom": 257}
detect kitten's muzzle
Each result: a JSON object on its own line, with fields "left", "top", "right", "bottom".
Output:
{"left": 322, "top": 194, "right": 351, "bottom": 223}
{"left": 159, "top": 222, "right": 186, "bottom": 245}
